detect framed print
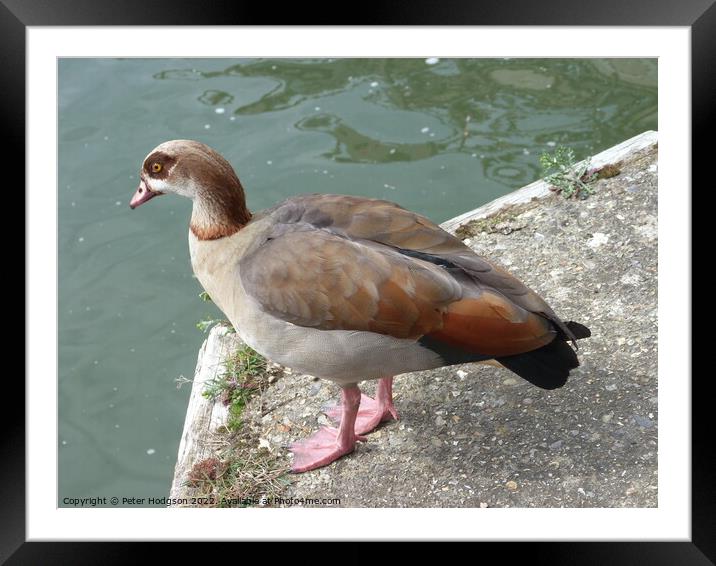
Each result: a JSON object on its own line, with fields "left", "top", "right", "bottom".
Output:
{"left": 10, "top": 0, "right": 708, "bottom": 562}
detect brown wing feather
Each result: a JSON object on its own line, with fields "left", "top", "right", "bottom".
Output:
{"left": 284, "top": 194, "right": 574, "bottom": 341}
{"left": 240, "top": 228, "right": 462, "bottom": 339}
{"left": 245, "top": 194, "right": 574, "bottom": 351}
{"left": 426, "top": 293, "right": 556, "bottom": 357}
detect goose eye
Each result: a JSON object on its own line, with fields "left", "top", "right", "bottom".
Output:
{"left": 151, "top": 162, "right": 162, "bottom": 173}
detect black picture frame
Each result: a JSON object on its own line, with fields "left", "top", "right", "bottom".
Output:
{"left": 9, "top": 0, "right": 706, "bottom": 562}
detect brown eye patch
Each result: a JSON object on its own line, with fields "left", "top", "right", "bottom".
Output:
{"left": 143, "top": 151, "right": 177, "bottom": 179}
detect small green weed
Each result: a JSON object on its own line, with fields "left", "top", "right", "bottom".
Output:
{"left": 539, "top": 145, "right": 597, "bottom": 199}
{"left": 196, "top": 316, "right": 224, "bottom": 333}
{"left": 202, "top": 345, "right": 268, "bottom": 431}
{"left": 188, "top": 345, "right": 289, "bottom": 507}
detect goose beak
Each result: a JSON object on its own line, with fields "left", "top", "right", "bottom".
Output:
{"left": 129, "top": 179, "right": 163, "bottom": 209}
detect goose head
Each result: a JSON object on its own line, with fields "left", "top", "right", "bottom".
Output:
{"left": 130, "top": 140, "right": 251, "bottom": 239}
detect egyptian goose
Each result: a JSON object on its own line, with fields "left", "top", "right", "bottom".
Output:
{"left": 130, "top": 140, "right": 590, "bottom": 473}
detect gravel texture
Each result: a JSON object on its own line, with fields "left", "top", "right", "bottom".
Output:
{"left": 212, "top": 144, "right": 658, "bottom": 508}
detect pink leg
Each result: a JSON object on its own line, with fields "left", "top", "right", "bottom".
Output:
{"left": 325, "top": 377, "right": 399, "bottom": 435}
{"left": 290, "top": 386, "right": 367, "bottom": 473}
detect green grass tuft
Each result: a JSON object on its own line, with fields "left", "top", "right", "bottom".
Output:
{"left": 539, "top": 145, "right": 597, "bottom": 199}
{"left": 186, "top": 345, "right": 290, "bottom": 507}
{"left": 202, "top": 345, "right": 268, "bottom": 431}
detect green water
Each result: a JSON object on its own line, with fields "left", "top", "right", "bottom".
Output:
{"left": 58, "top": 58, "right": 656, "bottom": 506}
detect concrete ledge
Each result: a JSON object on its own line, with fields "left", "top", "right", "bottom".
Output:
{"left": 440, "top": 130, "right": 657, "bottom": 234}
